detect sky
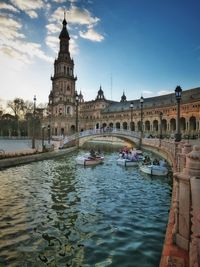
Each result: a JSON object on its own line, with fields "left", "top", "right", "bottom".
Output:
{"left": 0, "top": 0, "right": 200, "bottom": 107}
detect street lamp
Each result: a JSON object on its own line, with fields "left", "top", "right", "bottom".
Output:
{"left": 159, "top": 112, "right": 163, "bottom": 146}
{"left": 159, "top": 112, "right": 163, "bottom": 139}
{"left": 175, "top": 85, "right": 182, "bottom": 142}
{"left": 130, "top": 102, "right": 134, "bottom": 131}
{"left": 48, "top": 99, "right": 52, "bottom": 144}
{"left": 139, "top": 96, "right": 144, "bottom": 148}
{"left": 75, "top": 92, "right": 79, "bottom": 147}
{"left": 42, "top": 126, "right": 46, "bottom": 151}
{"left": 32, "top": 95, "right": 36, "bottom": 149}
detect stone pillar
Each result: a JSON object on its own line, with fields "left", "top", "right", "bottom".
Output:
{"left": 190, "top": 177, "right": 200, "bottom": 267}
{"left": 174, "top": 145, "right": 200, "bottom": 251}
{"left": 177, "top": 143, "right": 192, "bottom": 173}
{"left": 176, "top": 141, "right": 185, "bottom": 172}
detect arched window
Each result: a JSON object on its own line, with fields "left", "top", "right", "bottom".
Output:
{"left": 116, "top": 122, "right": 120, "bottom": 129}
{"left": 189, "top": 116, "right": 196, "bottom": 130}
{"left": 130, "top": 121, "right": 135, "bottom": 131}
{"left": 170, "top": 118, "right": 176, "bottom": 131}
{"left": 153, "top": 120, "right": 159, "bottom": 132}
{"left": 109, "top": 122, "right": 113, "bottom": 128}
{"left": 123, "top": 122, "right": 127, "bottom": 130}
{"left": 180, "top": 117, "right": 186, "bottom": 131}
{"left": 145, "top": 120, "right": 150, "bottom": 131}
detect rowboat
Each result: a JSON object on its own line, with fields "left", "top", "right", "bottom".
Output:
{"left": 139, "top": 164, "right": 168, "bottom": 176}
{"left": 117, "top": 158, "right": 138, "bottom": 167}
{"left": 76, "top": 155, "right": 104, "bottom": 166}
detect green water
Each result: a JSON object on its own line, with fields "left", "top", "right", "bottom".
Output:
{"left": 0, "top": 151, "right": 171, "bottom": 267}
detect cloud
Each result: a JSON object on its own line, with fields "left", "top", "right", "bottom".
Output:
{"left": 25, "top": 10, "right": 38, "bottom": 19}
{"left": 142, "top": 90, "right": 153, "bottom": 97}
{"left": 69, "top": 38, "right": 79, "bottom": 55}
{"left": 10, "top": 0, "right": 44, "bottom": 18}
{"left": 79, "top": 27, "right": 104, "bottom": 42}
{"left": 45, "top": 34, "right": 79, "bottom": 55}
{"left": 46, "top": 23, "right": 60, "bottom": 34}
{"left": 142, "top": 89, "right": 173, "bottom": 98}
{"left": 1, "top": 39, "right": 53, "bottom": 63}
{"left": 46, "top": 5, "right": 103, "bottom": 54}
{"left": 0, "top": 14, "right": 53, "bottom": 64}
{"left": 46, "top": 35, "right": 58, "bottom": 52}
{"left": 157, "top": 90, "right": 173, "bottom": 96}
{"left": 0, "top": 15, "right": 25, "bottom": 41}
{"left": 0, "top": 3, "right": 19, "bottom": 13}
{"left": 67, "top": 6, "right": 99, "bottom": 25}
{"left": 50, "top": 6, "right": 100, "bottom": 26}
{"left": 52, "top": 0, "right": 67, "bottom": 3}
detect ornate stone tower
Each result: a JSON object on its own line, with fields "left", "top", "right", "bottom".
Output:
{"left": 48, "top": 14, "right": 77, "bottom": 136}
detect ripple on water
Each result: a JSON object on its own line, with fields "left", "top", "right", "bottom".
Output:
{"left": 0, "top": 152, "right": 171, "bottom": 267}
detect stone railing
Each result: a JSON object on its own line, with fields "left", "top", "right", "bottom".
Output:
{"left": 142, "top": 138, "right": 178, "bottom": 168}
{"left": 58, "top": 128, "right": 141, "bottom": 148}
{"left": 173, "top": 145, "right": 200, "bottom": 266}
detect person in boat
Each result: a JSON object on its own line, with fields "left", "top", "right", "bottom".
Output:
{"left": 143, "top": 155, "right": 151, "bottom": 165}
{"left": 89, "top": 148, "right": 96, "bottom": 159}
{"left": 130, "top": 152, "right": 138, "bottom": 161}
{"left": 159, "top": 159, "right": 167, "bottom": 167}
{"left": 97, "top": 148, "right": 102, "bottom": 156}
{"left": 153, "top": 158, "right": 159, "bottom": 165}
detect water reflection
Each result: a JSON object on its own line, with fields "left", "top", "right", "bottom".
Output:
{"left": 0, "top": 152, "right": 171, "bottom": 267}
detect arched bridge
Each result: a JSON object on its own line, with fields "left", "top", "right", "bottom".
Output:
{"left": 57, "top": 128, "right": 182, "bottom": 167}
{"left": 62, "top": 128, "right": 141, "bottom": 147}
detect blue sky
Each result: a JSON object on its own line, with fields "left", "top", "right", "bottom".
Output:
{"left": 0, "top": 0, "right": 200, "bottom": 106}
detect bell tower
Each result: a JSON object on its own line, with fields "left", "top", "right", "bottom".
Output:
{"left": 49, "top": 12, "right": 77, "bottom": 119}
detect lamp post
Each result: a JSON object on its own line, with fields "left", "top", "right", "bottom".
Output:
{"left": 130, "top": 102, "right": 134, "bottom": 131}
{"left": 159, "top": 112, "right": 163, "bottom": 139}
{"left": 75, "top": 92, "right": 79, "bottom": 147}
{"left": 48, "top": 99, "right": 52, "bottom": 144}
{"left": 159, "top": 112, "right": 163, "bottom": 146}
{"left": 140, "top": 96, "right": 144, "bottom": 148}
{"left": 32, "top": 95, "right": 36, "bottom": 149}
{"left": 175, "top": 86, "right": 182, "bottom": 142}
{"left": 42, "top": 126, "right": 46, "bottom": 151}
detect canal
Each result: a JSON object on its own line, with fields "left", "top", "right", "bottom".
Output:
{"left": 0, "top": 151, "right": 171, "bottom": 267}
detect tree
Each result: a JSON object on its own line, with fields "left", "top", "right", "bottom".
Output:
{"left": 7, "top": 98, "right": 25, "bottom": 119}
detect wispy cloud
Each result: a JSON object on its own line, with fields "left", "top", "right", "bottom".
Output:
{"left": 46, "top": 23, "right": 60, "bottom": 34}
{"left": 10, "top": 0, "right": 44, "bottom": 18}
{"left": 46, "top": 4, "right": 104, "bottom": 54}
{"left": 52, "top": 0, "right": 68, "bottom": 3}
{"left": 49, "top": 6, "right": 100, "bottom": 26}
{"left": 45, "top": 35, "right": 58, "bottom": 52}
{"left": 79, "top": 28, "right": 104, "bottom": 42}
{"left": 0, "top": 14, "right": 53, "bottom": 64}
{"left": 142, "top": 89, "right": 173, "bottom": 98}
{"left": 157, "top": 90, "right": 172, "bottom": 96}
{"left": 142, "top": 90, "right": 153, "bottom": 98}
{"left": 0, "top": 3, "right": 19, "bottom": 13}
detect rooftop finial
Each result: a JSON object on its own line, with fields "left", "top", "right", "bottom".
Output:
{"left": 64, "top": 9, "right": 66, "bottom": 20}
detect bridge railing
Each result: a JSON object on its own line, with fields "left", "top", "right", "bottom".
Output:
{"left": 172, "top": 145, "right": 200, "bottom": 267}
{"left": 59, "top": 128, "right": 141, "bottom": 145}
{"left": 142, "top": 138, "right": 177, "bottom": 164}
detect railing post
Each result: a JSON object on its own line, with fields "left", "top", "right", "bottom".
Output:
{"left": 190, "top": 177, "right": 200, "bottom": 267}
{"left": 173, "top": 145, "right": 200, "bottom": 251}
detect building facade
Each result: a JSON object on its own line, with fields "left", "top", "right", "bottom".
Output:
{"left": 47, "top": 17, "right": 200, "bottom": 139}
